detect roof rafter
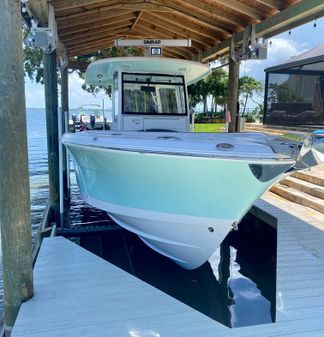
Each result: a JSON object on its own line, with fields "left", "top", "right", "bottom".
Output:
{"left": 201, "top": 0, "right": 324, "bottom": 62}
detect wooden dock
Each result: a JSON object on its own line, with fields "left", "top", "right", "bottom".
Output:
{"left": 12, "top": 197, "right": 324, "bottom": 337}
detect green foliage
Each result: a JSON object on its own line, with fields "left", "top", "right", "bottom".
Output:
{"left": 245, "top": 113, "right": 256, "bottom": 123}
{"left": 268, "top": 83, "right": 304, "bottom": 103}
{"left": 23, "top": 28, "right": 44, "bottom": 84}
{"left": 238, "top": 76, "right": 263, "bottom": 115}
{"left": 188, "top": 67, "right": 228, "bottom": 112}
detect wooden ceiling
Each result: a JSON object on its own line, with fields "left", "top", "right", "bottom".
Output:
{"left": 28, "top": 0, "right": 324, "bottom": 62}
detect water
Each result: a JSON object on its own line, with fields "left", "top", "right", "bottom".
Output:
{"left": 0, "top": 109, "right": 276, "bottom": 327}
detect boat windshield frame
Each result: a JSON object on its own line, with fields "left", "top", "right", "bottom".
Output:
{"left": 121, "top": 72, "right": 188, "bottom": 116}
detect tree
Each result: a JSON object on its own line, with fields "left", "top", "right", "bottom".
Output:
{"left": 187, "top": 78, "right": 210, "bottom": 112}
{"left": 238, "top": 76, "right": 263, "bottom": 115}
{"left": 207, "top": 68, "right": 228, "bottom": 112}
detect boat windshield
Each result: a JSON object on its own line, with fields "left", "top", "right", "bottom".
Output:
{"left": 122, "top": 73, "right": 187, "bottom": 115}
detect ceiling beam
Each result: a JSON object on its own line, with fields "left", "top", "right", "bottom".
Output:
{"left": 147, "top": 11, "right": 223, "bottom": 41}
{"left": 50, "top": 0, "right": 173, "bottom": 13}
{"left": 131, "top": 11, "right": 143, "bottom": 31}
{"left": 56, "top": 9, "right": 130, "bottom": 24}
{"left": 58, "top": 11, "right": 134, "bottom": 31}
{"left": 58, "top": 14, "right": 136, "bottom": 37}
{"left": 213, "top": 0, "right": 267, "bottom": 20}
{"left": 162, "top": 0, "right": 243, "bottom": 33}
{"left": 67, "top": 38, "right": 120, "bottom": 57}
{"left": 255, "top": 0, "right": 293, "bottom": 10}
{"left": 201, "top": 0, "right": 324, "bottom": 62}
{"left": 60, "top": 20, "right": 134, "bottom": 40}
{"left": 140, "top": 13, "right": 217, "bottom": 48}
{"left": 63, "top": 28, "right": 130, "bottom": 48}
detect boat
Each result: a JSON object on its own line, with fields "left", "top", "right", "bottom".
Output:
{"left": 62, "top": 56, "right": 321, "bottom": 270}
{"left": 78, "top": 104, "right": 105, "bottom": 130}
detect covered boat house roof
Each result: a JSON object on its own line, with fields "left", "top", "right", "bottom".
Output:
{"left": 264, "top": 44, "right": 324, "bottom": 126}
{"left": 26, "top": 0, "right": 324, "bottom": 63}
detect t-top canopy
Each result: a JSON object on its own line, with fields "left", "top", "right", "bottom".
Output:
{"left": 85, "top": 57, "right": 211, "bottom": 86}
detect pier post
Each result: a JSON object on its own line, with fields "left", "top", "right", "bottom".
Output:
{"left": 0, "top": 0, "right": 34, "bottom": 332}
{"left": 43, "top": 50, "right": 61, "bottom": 226}
{"left": 60, "top": 65, "right": 69, "bottom": 200}
{"left": 228, "top": 38, "right": 240, "bottom": 133}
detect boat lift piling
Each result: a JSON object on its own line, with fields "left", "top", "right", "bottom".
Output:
{"left": 0, "top": 0, "right": 34, "bottom": 333}
{"left": 228, "top": 35, "right": 240, "bottom": 133}
{"left": 43, "top": 50, "right": 61, "bottom": 227}
{"left": 60, "top": 65, "right": 69, "bottom": 200}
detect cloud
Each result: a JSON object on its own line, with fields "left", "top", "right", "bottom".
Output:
{"left": 240, "top": 36, "right": 309, "bottom": 82}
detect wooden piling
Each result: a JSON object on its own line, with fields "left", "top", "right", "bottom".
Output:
{"left": 228, "top": 51, "right": 240, "bottom": 133}
{"left": 60, "top": 66, "right": 69, "bottom": 199}
{"left": 43, "top": 51, "right": 61, "bottom": 226}
{"left": 0, "top": 0, "right": 34, "bottom": 332}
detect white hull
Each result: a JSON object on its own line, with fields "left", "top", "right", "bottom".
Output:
{"left": 82, "top": 194, "right": 233, "bottom": 269}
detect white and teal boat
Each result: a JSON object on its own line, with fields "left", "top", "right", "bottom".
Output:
{"left": 62, "top": 56, "right": 312, "bottom": 269}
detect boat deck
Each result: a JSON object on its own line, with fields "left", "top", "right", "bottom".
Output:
{"left": 12, "top": 198, "right": 324, "bottom": 337}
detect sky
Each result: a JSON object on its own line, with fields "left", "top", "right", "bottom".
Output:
{"left": 24, "top": 17, "right": 324, "bottom": 109}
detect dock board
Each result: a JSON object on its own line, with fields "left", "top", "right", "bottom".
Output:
{"left": 12, "top": 198, "right": 324, "bottom": 337}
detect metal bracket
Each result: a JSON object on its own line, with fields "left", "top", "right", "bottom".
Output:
{"left": 24, "top": 3, "right": 57, "bottom": 54}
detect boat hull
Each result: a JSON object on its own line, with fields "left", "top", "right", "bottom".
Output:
{"left": 65, "top": 140, "right": 290, "bottom": 269}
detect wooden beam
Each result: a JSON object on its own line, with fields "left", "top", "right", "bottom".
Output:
{"left": 201, "top": 0, "right": 324, "bottom": 62}
{"left": 60, "top": 66, "right": 69, "bottom": 201}
{"left": 28, "top": 0, "right": 48, "bottom": 26}
{"left": 49, "top": 0, "right": 117, "bottom": 12}
{"left": 56, "top": 9, "right": 131, "bottom": 25}
{"left": 0, "top": 0, "right": 34, "bottom": 331}
{"left": 131, "top": 11, "right": 143, "bottom": 31}
{"left": 159, "top": 0, "right": 234, "bottom": 36}
{"left": 59, "top": 14, "right": 136, "bottom": 37}
{"left": 256, "top": 0, "right": 291, "bottom": 9}
{"left": 62, "top": 28, "right": 130, "bottom": 47}
{"left": 140, "top": 13, "right": 216, "bottom": 48}
{"left": 43, "top": 50, "right": 61, "bottom": 226}
{"left": 227, "top": 50, "right": 239, "bottom": 133}
{"left": 51, "top": 0, "right": 172, "bottom": 13}
{"left": 58, "top": 11, "right": 135, "bottom": 31}
{"left": 213, "top": 0, "right": 267, "bottom": 20}
{"left": 147, "top": 11, "right": 223, "bottom": 41}
{"left": 67, "top": 37, "right": 120, "bottom": 57}
{"left": 60, "top": 20, "right": 134, "bottom": 40}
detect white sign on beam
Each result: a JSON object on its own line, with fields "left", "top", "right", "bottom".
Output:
{"left": 115, "top": 39, "right": 192, "bottom": 47}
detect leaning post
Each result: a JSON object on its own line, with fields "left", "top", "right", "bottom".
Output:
{"left": 43, "top": 50, "right": 61, "bottom": 227}
{"left": 228, "top": 35, "right": 240, "bottom": 133}
{"left": 0, "top": 0, "right": 34, "bottom": 332}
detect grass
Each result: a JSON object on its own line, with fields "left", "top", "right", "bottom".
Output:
{"left": 194, "top": 123, "right": 225, "bottom": 133}
{"left": 281, "top": 133, "right": 306, "bottom": 142}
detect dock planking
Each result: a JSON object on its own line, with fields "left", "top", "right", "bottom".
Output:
{"left": 12, "top": 197, "right": 324, "bottom": 337}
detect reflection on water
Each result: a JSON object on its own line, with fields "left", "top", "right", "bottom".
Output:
{"left": 69, "top": 182, "right": 277, "bottom": 328}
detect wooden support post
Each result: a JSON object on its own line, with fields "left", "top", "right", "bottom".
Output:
{"left": 43, "top": 50, "right": 61, "bottom": 227}
{"left": 0, "top": 0, "right": 34, "bottom": 332}
{"left": 227, "top": 56, "right": 240, "bottom": 133}
{"left": 60, "top": 66, "right": 69, "bottom": 199}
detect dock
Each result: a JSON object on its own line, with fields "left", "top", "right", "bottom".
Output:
{"left": 12, "top": 196, "right": 324, "bottom": 337}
